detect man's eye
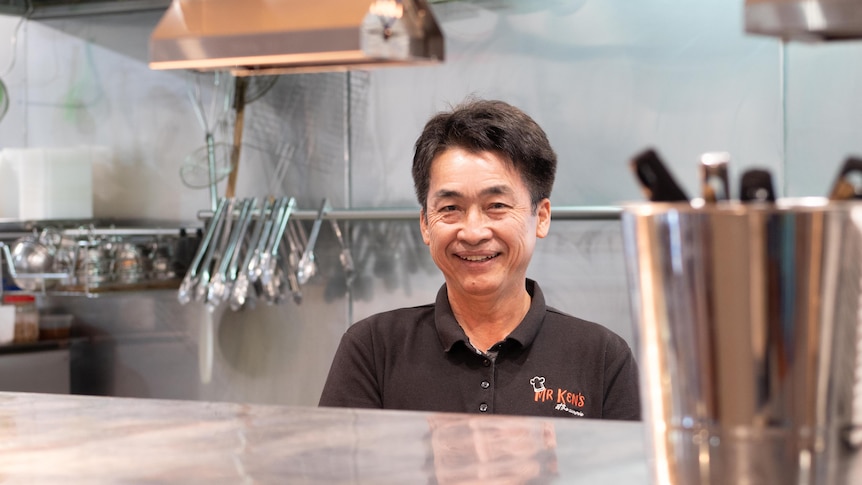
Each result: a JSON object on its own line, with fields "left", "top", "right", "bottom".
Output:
{"left": 440, "top": 205, "right": 458, "bottom": 212}
{"left": 489, "top": 203, "right": 509, "bottom": 210}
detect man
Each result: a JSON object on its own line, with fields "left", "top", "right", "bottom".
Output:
{"left": 319, "top": 99, "right": 640, "bottom": 420}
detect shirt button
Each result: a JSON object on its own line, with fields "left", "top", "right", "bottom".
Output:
{"left": 481, "top": 380, "right": 490, "bottom": 389}
{"left": 482, "top": 359, "right": 490, "bottom": 367}
{"left": 479, "top": 403, "right": 488, "bottom": 412}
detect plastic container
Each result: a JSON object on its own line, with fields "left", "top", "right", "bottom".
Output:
{"left": 0, "top": 305, "right": 14, "bottom": 345}
{"left": 0, "top": 146, "right": 102, "bottom": 220}
{"left": 2, "top": 295, "right": 39, "bottom": 343}
{"left": 39, "top": 314, "right": 73, "bottom": 340}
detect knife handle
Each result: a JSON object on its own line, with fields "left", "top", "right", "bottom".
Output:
{"left": 828, "top": 157, "right": 862, "bottom": 201}
{"left": 630, "top": 148, "right": 689, "bottom": 202}
{"left": 739, "top": 168, "right": 776, "bottom": 203}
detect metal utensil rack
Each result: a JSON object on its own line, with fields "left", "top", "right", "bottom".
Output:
{"left": 187, "top": 197, "right": 623, "bottom": 311}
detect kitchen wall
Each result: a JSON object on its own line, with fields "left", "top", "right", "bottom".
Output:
{"left": 0, "top": 0, "right": 858, "bottom": 407}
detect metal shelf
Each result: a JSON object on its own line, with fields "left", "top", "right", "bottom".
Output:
{"left": 0, "top": 221, "right": 197, "bottom": 300}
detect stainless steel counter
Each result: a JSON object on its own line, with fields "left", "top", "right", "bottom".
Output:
{"left": 0, "top": 391, "right": 647, "bottom": 483}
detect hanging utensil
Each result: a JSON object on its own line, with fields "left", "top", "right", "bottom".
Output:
{"left": 249, "top": 197, "right": 287, "bottom": 282}
{"left": 195, "top": 198, "right": 235, "bottom": 303}
{"left": 279, "top": 237, "right": 303, "bottom": 305}
{"left": 178, "top": 198, "right": 228, "bottom": 305}
{"left": 226, "top": 197, "right": 258, "bottom": 283}
{"left": 248, "top": 197, "right": 283, "bottom": 282}
{"left": 230, "top": 197, "right": 273, "bottom": 311}
{"left": 329, "top": 213, "right": 356, "bottom": 286}
{"left": 297, "top": 198, "right": 329, "bottom": 285}
{"left": 630, "top": 148, "right": 689, "bottom": 202}
{"left": 185, "top": 71, "right": 235, "bottom": 211}
{"left": 699, "top": 152, "right": 731, "bottom": 203}
{"left": 739, "top": 168, "right": 777, "bottom": 203}
{"left": 207, "top": 198, "right": 253, "bottom": 306}
{"left": 260, "top": 197, "right": 297, "bottom": 300}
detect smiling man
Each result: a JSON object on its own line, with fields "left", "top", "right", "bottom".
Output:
{"left": 318, "top": 99, "right": 641, "bottom": 420}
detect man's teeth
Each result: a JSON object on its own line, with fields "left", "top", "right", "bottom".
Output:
{"left": 461, "top": 254, "right": 495, "bottom": 262}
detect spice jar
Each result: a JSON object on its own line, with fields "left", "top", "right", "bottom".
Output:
{"left": 2, "top": 295, "right": 39, "bottom": 343}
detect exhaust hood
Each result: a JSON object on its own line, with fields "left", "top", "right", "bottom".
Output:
{"left": 149, "top": 0, "right": 445, "bottom": 76}
{"left": 745, "top": 0, "right": 862, "bottom": 41}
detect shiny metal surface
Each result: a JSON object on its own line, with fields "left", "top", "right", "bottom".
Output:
{"left": 745, "top": 0, "right": 862, "bottom": 41}
{"left": 0, "top": 390, "right": 646, "bottom": 483}
{"left": 621, "top": 199, "right": 862, "bottom": 484}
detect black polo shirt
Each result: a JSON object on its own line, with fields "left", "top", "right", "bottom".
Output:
{"left": 318, "top": 279, "right": 641, "bottom": 420}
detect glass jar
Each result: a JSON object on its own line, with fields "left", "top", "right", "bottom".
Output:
{"left": 2, "top": 295, "right": 39, "bottom": 343}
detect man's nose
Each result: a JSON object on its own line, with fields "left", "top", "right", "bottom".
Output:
{"left": 458, "top": 208, "right": 492, "bottom": 243}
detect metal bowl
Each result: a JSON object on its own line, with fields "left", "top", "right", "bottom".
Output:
{"left": 10, "top": 236, "right": 57, "bottom": 291}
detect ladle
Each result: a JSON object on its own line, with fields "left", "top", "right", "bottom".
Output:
{"left": 297, "top": 198, "right": 329, "bottom": 285}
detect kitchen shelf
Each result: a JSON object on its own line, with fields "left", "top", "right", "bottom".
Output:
{"left": 0, "top": 220, "right": 200, "bottom": 299}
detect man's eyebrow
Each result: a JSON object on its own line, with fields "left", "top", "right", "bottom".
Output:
{"left": 432, "top": 189, "right": 462, "bottom": 200}
{"left": 481, "top": 185, "right": 514, "bottom": 197}
{"left": 431, "top": 185, "right": 514, "bottom": 201}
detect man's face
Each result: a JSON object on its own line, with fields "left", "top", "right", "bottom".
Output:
{"left": 420, "top": 147, "right": 550, "bottom": 300}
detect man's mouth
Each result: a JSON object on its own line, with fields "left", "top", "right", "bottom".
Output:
{"left": 458, "top": 253, "right": 499, "bottom": 262}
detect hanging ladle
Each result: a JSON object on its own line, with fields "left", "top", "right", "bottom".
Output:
{"left": 297, "top": 198, "right": 329, "bottom": 285}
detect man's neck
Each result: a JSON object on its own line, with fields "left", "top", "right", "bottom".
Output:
{"left": 449, "top": 287, "right": 532, "bottom": 352}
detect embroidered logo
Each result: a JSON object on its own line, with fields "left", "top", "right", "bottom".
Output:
{"left": 530, "top": 376, "right": 546, "bottom": 393}
{"left": 530, "top": 376, "right": 586, "bottom": 417}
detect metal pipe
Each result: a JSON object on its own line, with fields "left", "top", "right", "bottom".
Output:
{"left": 61, "top": 227, "right": 193, "bottom": 237}
{"left": 197, "top": 205, "right": 623, "bottom": 221}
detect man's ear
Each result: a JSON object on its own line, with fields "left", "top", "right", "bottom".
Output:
{"left": 536, "top": 199, "right": 551, "bottom": 238}
{"left": 420, "top": 209, "right": 431, "bottom": 245}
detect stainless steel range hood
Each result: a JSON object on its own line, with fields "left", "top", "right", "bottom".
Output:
{"left": 745, "top": 0, "right": 862, "bottom": 41}
{"left": 149, "top": 0, "right": 444, "bottom": 76}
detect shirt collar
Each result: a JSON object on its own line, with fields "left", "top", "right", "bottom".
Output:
{"left": 434, "top": 279, "right": 547, "bottom": 352}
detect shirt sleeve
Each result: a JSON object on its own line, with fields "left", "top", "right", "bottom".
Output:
{"left": 601, "top": 335, "right": 642, "bottom": 421}
{"left": 318, "top": 323, "right": 383, "bottom": 409}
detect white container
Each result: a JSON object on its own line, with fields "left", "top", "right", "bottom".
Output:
{"left": 0, "top": 146, "right": 105, "bottom": 220}
{"left": 0, "top": 305, "right": 14, "bottom": 345}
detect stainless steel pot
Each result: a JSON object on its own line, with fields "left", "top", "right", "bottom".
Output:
{"left": 621, "top": 198, "right": 861, "bottom": 485}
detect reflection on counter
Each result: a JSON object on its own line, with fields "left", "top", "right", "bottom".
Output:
{"left": 428, "top": 414, "right": 558, "bottom": 484}
{"left": 0, "top": 391, "right": 647, "bottom": 483}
